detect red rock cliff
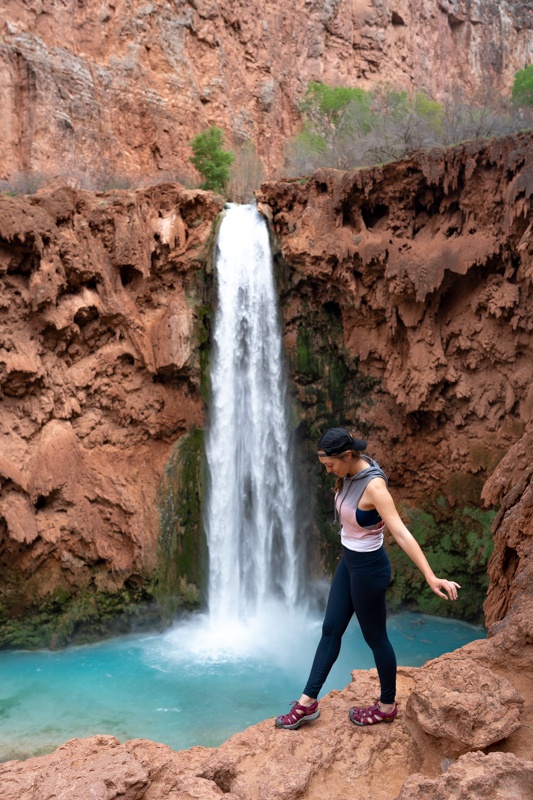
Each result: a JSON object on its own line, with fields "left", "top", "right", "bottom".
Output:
{"left": 1, "top": 1, "right": 532, "bottom": 182}
{"left": 0, "top": 182, "right": 222, "bottom": 640}
{"left": 258, "top": 133, "right": 533, "bottom": 508}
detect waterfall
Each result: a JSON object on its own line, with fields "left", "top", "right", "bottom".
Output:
{"left": 204, "top": 204, "right": 299, "bottom": 626}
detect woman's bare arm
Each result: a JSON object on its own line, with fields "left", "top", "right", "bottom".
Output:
{"left": 364, "top": 478, "right": 461, "bottom": 601}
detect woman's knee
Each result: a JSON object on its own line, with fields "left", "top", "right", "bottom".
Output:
{"left": 321, "top": 619, "right": 344, "bottom": 640}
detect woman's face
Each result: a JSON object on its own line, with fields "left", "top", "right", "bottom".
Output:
{"left": 318, "top": 452, "right": 353, "bottom": 477}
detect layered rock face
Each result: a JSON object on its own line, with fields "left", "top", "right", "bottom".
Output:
{"left": 1, "top": 0, "right": 533, "bottom": 182}
{"left": 0, "top": 183, "right": 222, "bottom": 643}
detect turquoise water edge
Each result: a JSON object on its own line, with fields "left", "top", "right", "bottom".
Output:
{"left": 0, "top": 609, "right": 483, "bottom": 762}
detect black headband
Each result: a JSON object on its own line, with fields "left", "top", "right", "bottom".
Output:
{"left": 317, "top": 427, "right": 367, "bottom": 456}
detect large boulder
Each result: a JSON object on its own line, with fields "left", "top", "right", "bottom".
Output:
{"left": 406, "top": 656, "right": 524, "bottom": 751}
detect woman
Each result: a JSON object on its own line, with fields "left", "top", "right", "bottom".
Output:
{"left": 275, "top": 427, "right": 460, "bottom": 730}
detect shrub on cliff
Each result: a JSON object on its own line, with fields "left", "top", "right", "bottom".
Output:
{"left": 287, "top": 83, "right": 445, "bottom": 173}
{"left": 512, "top": 64, "right": 533, "bottom": 106}
{"left": 190, "top": 127, "right": 235, "bottom": 194}
{"left": 286, "top": 81, "right": 529, "bottom": 175}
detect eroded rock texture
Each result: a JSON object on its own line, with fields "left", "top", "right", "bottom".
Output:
{"left": 1, "top": 0, "right": 532, "bottom": 180}
{"left": 258, "top": 133, "right": 533, "bottom": 508}
{"left": 1, "top": 133, "right": 533, "bottom": 795}
{"left": 0, "top": 183, "right": 223, "bottom": 642}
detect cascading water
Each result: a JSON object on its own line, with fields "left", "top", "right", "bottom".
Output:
{"left": 204, "top": 204, "right": 299, "bottom": 625}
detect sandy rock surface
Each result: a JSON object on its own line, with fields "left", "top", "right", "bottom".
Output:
{"left": 397, "top": 751, "right": 533, "bottom": 800}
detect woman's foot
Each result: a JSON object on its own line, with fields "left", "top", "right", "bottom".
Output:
{"left": 275, "top": 700, "right": 320, "bottom": 730}
{"left": 349, "top": 701, "right": 397, "bottom": 726}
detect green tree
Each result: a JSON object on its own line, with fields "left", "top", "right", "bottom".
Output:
{"left": 512, "top": 65, "right": 533, "bottom": 106}
{"left": 190, "top": 127, "right": 234, "bottom": 193}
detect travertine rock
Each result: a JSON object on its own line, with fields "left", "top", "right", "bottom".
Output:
{"left": 396, "top": 751, "right": 533, "bottom": 800}
{"left": 482, "top": 430, "right": 533, "bottom": 645}
{"left": 258, "top": 134, "right": 533, "bottom": 506}
{"left": 406, "top": 656, "right": 524, "bottom": 751}
{"left": 0, "top": 736, "right": 150, "bottom": 800}
{"left": 0, "top": 183, "right": 223, "bottom": 617}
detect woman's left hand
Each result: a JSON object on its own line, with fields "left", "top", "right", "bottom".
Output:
{"left": 428, "top": 577, "right": 461, "bottom": 601}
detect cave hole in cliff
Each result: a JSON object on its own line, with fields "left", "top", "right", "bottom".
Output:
{"left": 361, "top": 202, "right": 389, "bottom": 230}
{"left": 85, "top": 277, "right": 99, "bottom": 291}
{"left": 391, "top": 10, "right": 405, "bottom": 25}
{"left": 119, "top": 265, "right": 143, "bottom": 288}
{"left": 73, "top": 306, "right": 100, "bottom": 326}
{"left": 153, "top": 366, "right": 189, "bottom": 386}
{"left": 201, "top": 767, "right": 236, "bottom": 795}
{"left": 503, "top": 545, "right": 519, "bottom": 583}
{"left": 341, "top": 199, "right": 359, "bottom": 229}
{"left": 34, "top": 488, "right": 61, "bottom": 511}
{"left": 119, "top": 352, "right": 135, "bottom": 366}
{"left": 323, "top": 300, "right": 342, "bottom": 324}
{"left": 5, "top": 247, "right": 37, "bottom": 275}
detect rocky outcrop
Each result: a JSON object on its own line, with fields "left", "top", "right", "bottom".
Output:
{"left": 0, "top": 182, "right": 223, "bottom": 645}
{"left": 405, "top": 656, "right": 523, "bottom": 752}
{"left": 1, "top": 1, "right": 532, "bottom": 182}
{"left": 482, "top": 429, "right": 533, "bottom": 643}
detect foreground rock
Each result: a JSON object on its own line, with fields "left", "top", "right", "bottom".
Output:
{"left": 0, "top": 661, "right": 530, "bottom": 799}
{"left": 405, "top": 656, "right": 523, "bottom": 752}
{"left": 398, "top": 752, "right": 533, "bottom": 800}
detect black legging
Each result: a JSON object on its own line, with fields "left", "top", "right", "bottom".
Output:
{"left": 303, "top": 545, "right": 397, "bottom": 704}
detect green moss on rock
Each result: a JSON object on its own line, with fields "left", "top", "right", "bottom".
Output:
{"left": 387, "top": 501, "right": 495, "bottom": 624}
{"left": 0, "top": 585, "right": 158, "bottom": 650}
{"left": 152, "top": 428, "right": 207, "bottom": 620}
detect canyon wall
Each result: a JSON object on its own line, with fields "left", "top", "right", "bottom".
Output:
{"left": 257, "top": 131, "right": 533, "bottom": 618}
{"left": 1, "top": 0, "right": 533, "bottom": 183}
{"left": 0, "top": 182, "right": 221, "bottom": 645}
{"left": 259, "top": 133, "right": 533, "bottom": 502}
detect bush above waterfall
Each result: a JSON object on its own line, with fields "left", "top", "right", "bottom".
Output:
{"left": 190, "top": 127, "right": 235, "bottom": 194}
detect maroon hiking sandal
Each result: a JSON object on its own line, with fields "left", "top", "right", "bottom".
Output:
{"left": 349, "top": 702, "right": 397, "bottom": 726}
{"left": 275, "top": 700, "right": 320, "bottom": 730}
